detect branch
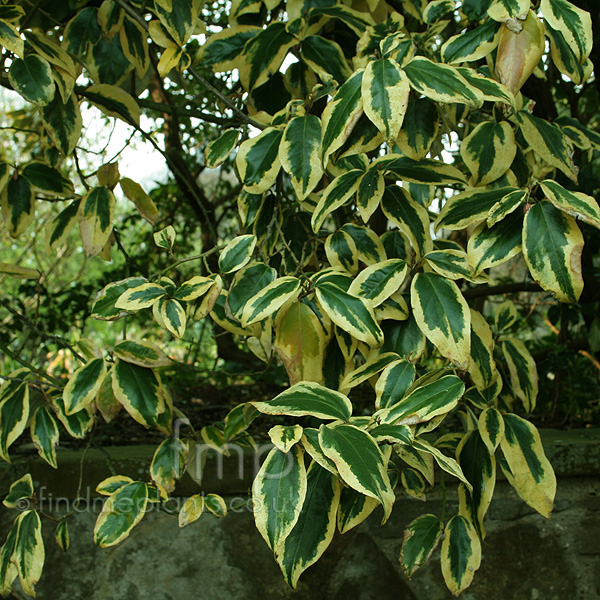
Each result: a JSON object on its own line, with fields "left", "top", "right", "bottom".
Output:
{"left": 463, "top": 282, "right": 542, "bottom": 299}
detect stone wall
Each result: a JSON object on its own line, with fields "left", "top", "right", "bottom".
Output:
{"left": 1, "top": 429, "right": 599, "bottom": 600}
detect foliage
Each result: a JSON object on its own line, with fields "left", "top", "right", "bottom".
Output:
{"left": 0, "top": 0, "right": 599, "bottom": 596}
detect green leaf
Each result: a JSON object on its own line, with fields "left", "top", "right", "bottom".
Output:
{"left": 315, "top": 281, "right": 383, "bottom": 347}
{"left": 540, "top": 0, "right": 592, "bottom": 63}
{"left": 478, "top": 406, "right": 505, "bottom": 454}
{"left": 375, "top": 359, "right": 416, "bottom": 409}
{"left": 500, "top": 414, "right": 556, "bottom": 518}
{"left": 112, "top": 360, "right": 167, "bottom": 428}
{"left": 21, "top": 161, "right": 73, "bottom": 196}
{"left": 468, "top": 210, "right": 524, "bottom": 274}
{"left": 456, "top": 66, "right": 515, "bottom": 105}
{"left": 154, "top": 0, "right": 199, "bottom": 46}
{"left": 376, "top": 374, "right": 464, "bottom": 425}
{"left": 411, "top": 273, "right": 471, "bottom": 368}
{"left": 252, "top": 381, "right": 352, "bottom": 421}
{"left": 376, "top": 154, "right": 466, "bottom": 186}
{"left": 94, "top": 481, "right": 149, "bottom": 547}
{"left": 362, "top": 57, "right": 410, "bottom": 141}
{"left": 319, "top": 423, "right": 394, "bottom": 521}
{"left": 468, "top": 310, "right": 497, "bottom": 390}
{"left": 440, "top": 515, "right": 481, "bottom": 595}
{"left": 325, "top": 231, "right": 359, "bottom": 273}
{"left": 0, "top": 20, "right": 24, "bottom": 57}
{"left": 340, "top": 223, "right": 386, "bottom": 265}
{"left": 400, "top": 514, "right": 442, "bottom": 578}
{"left": 54, "top": 521, "right": 69, "bottom": 552}
{"left": 9, "top": 55, "right": 54, "bottom": 106}
{"left": 341, "top": 352, "right": 399, "bottom": 390}
{"left": 523, "top": 201, "right": 583, "bottom": 303}
{"left": 441, "top": 19, "right": 500, "bottom": 64}
{"left": 197, "top": 25, "right": 260, "bottom": 72}
{"left": 424, "top": 249, "right": 473, "bottom": 281}
{"left": 382, "top": 186, "right": 433, "bottom": 259}
{"left": 85, "top": 83, "right": 140, "bottom": 126}
{"left": 63, "top": 358, "right": 107, "bottom": 415}
{"left": 78, "top": 186, "right": 115, "bottom": 257}
{"left": 487, "top": 189, "right": 527, "bottom": 227}
{"left": 269, "top": 424, "right": 303, "bottom": 452}
{"left": 436, "top": 186, "right": 519, "bottom": 231}
{"left": 396, "top": 98, "right": 439, "bottom": 161}
{"left": 540, "top": 179, "right": 600, "bottom": 231}
{"left": 30, "top": 407, "right": 60, "bottom": 469}
{"left": 279, "top": 115, "right": 323, "bottom": 201}
{"left": 115, "top": 281, "right": 167, "bottom": 311}
{"left": 235, "top": 128, "right": 283, "bottom": 193}
{"left": 91, "top": 277, "right": 147, "bottom": 320}
{"left": 240, "top": 23, "right": 295, "bottom": 90}
{"left": 253, "top": 445, "right": 307, "bottom": 551}
{"left": 203, "top": 493, "right": 228, "bottom": 518}
{"left": 457, "top": 430, "right": 496, "bottom": 537}
{"left": 204, "top": 129, "right": 240, "bottom": 169}
{"left": 158, "top": 297, "right": 187, "bottom": 338}
{"left": 241, "top": 276, "right": 301, "bottom": 327}
{"left": 275, "top": 462, "right": 341, "bottom": 588}
{"left": 41, "top": 93, "right": 82, "bottom": 156}
{"left": 403, "top": 57, "right": 483, "bottom": 107}
{"left": 300, "top": 35, "right": 351, "bottom": 85}
{"left": 356, "top": 166, "right": 385, "bottom": 223}
{"left": 502, "top": 337, "right": 538, "bottom": 413}
{"left": 13, "top": 510, "right": 45, "bottom": 597}
{"left": 515, "top": 111, "right": 577, "bottom": 182}
{"left": 321, "top": 69, "right": 364, "bottom": 163}
{"left": 0, "top": 383, "right": 30, "bottom": 462}
{"left": 219, "top": 234, "right": 257, "bottom": 274}
{"left": 460, "top": 121, "right": 516, "bottom": 185}
{"left": 63, "top": 6, "right": 101, "bottom": 57}
{"left": 150, "top": 437, "right": 189, "bottom": 494}
{"left": 119, "top": 14, "right": 150, "bottom": 77}
{"left": 337, "top": 487, "right": 379, "bottom": 534}
{"left": 1, "top": 176, "right": 35, "bottom": 238}
{"left": 311, "top": 169, "right": 363, "bottom": 232}
{"left": 3, "top": 474, "right": 34, "bottom": 509}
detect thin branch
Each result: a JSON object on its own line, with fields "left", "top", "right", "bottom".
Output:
{"left": 462, "top": 282, "right": 542, "bottom": 299}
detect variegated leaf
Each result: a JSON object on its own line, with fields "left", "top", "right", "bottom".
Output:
{"left": 375, "top": 359, "right": 416, "bottom": 409}
{"left": 340, "top": 224, "right": 386, "bottom": 265}
{"left": 540, "top": 0, "right": 592, "bottom": 63}
{"left": 502, "top": 337, "right": 538, "bottom": 413}
{"left": 441, "top": 515, "right": 481, "bottom": 595}
{"left": 280, "top": 115, "right": 323, "bottom": 201}
{"left": 381, "top": 186, "right": 433, "bottom": 259}
{"left": 376, "top": 375, "right": 464, "bottom": 425}
{"left": 424, "top": 250, "right": 473, "bottom": 281}
{"left": 158, "top": 297, "right": 186, "bottom": 338}
{"left": 356, "top": 166, "right": 385, "bottom": 223}
{"left": 468, "top": 310, "right": 497, "bottom": 390}
{"left": 9, "top": 55, "right": 54, "bottom": 106}
{"left": 275, "top": 462, "right": 341, "bottom": 588}
{"left": 478, "top": 406, "right": 505, "bottom": 454}
{"left": 337, "top": 487, "right": 379, "bottom": 534}
{"left": 441, "top": 19, "right": 500, "bottom": 64}
{"left": 178, "top": 495, "right": 204, "bottom": 527}
{"left": 540, "top": 179, "right": 600, "bottom": 230}
{"left": 150, "top": 437, "right": 189, "bottom": 494}
{"left": 362, "top": 58, "right": 410, "bottom": 141}
{"left": 341, "top": 352, "right": 399, "bottom": 390}
{"left": 396, "top": 98, "right": 439, "bottom": 161}
{"left": 300, "top": 36, "right": 351, "bottom": 85}
{"left": 219, "top": 234, "right": 257, "bottom": 274}
{"left": 269, "top": 425, "right": 303, "bottom": 452}
{"left": 319, "top": 423, "right": 394, "bottom": 521}
{"left": 115, "top": 281, "right": 167, "bottom": 311}
{"left": 410, "top": 273, "right": 471, "bottom": 368}
{"left": 63, "top": 358, "right": 106, "bottom": 415}
{"left": 85, "top": 84, "right": 140, "bottom": 126}
{"left": 523, "top": 201, "right": 583, "bottom": 303}
{"left": 241, "top": 276, "right": 301, "bottom": 327}
{"left": 197, "top": 26, "right": 260, "bottom": 72}
{"left": 78, "top": 186, "right": 115, "bottom": 257}
{"left": 253, "top": 381, "right": 352, "bottom": 421}
{"left": 400, "top": 514, "right": 442, "bottom": 578}
{"left": 403, "top": 57, "right": 483, "bottom": 107}
{"left": 94, "top": 482, "right": 149, "bottom": 547}
{"left": 461, "top": 121, "right": 517, "bottom": 185}
{"left": 13, "top": 510, "right": 45, "bottom": 597}
{"left": 236, "top": 128, "right": 283, "bottom": 193}
{"left": 253, "top": 445, "right": 307, "bottom": 550}
{"left": 347, "top": 259, "right": 408, "bottom": 307}
{"left": 325, "top": 231, "right": 359, "bottom": 274}
{"left": 1, "top": 176, "right": 35, "bottom": 238}
{"left": 315, "top": 281, "right": 383, "bottom": 347}
{"left": 0, "top": 383, "right": 30, "bottom": 462}
{"left": 500, "top": 414, "right": 556, "bottom": 518}
{"left": 376, "top": 154, "right": 466, "bottom": 186}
